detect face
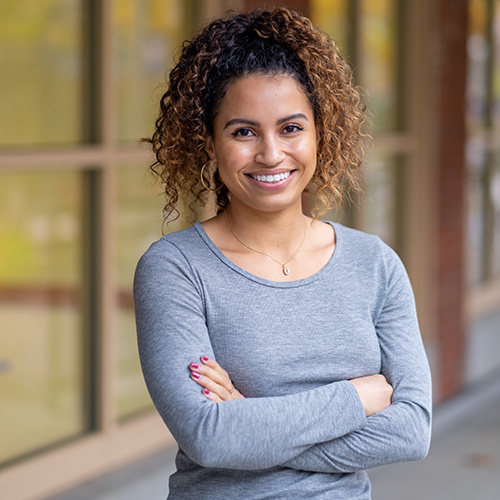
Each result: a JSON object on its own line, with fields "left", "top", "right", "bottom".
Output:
{"left": 205, "top": 73, "right": 317, "bottom": 215}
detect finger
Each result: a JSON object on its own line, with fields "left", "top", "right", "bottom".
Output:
{"left": 203, "top": 388, "right": 222, "bottom": 403}
{"left": 189, "top": 362, "right": 228, "bottom": 387}
{"left": 191, "top": 371, "right": 236, "bottom": 401}
{"left": 200, "top": 356, "right": 226, "bottom": 375}
{"left": 193, "top": 358, "right": 234, "bottom": 393}
{"left": 201, "top": 356, "right": 234, "bottom": 387}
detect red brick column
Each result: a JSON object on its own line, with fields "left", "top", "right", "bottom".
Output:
{"left": 434, "top": 0, "right": 468, "bottom": 400}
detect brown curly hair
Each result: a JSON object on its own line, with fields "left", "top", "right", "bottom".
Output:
{"left": 147, "top": 7, "right": 367, "bottom": 222}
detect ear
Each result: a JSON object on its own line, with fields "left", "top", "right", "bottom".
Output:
{"left": 205, "top": 136, "right": 217, "bottom": 162}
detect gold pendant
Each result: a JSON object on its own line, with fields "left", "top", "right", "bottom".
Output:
{"left": 282, "top": 265, "right": 290, "bottom": 276}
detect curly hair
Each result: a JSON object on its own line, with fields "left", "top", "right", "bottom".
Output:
{"left": 147, "top": 7, "right": 368, "bottom": 222}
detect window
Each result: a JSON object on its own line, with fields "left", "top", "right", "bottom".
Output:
{"left": 467, "top": 0, "right": 500, "bottom": 286}
{"left": 0, "top": 169, "right": 85, "bottom": 464}
{"left": 0, "top": 0, "right": 83, "bottom": 147}
{"left": 0, "top": 0, "right": 193, "bottom": 464}
{"left": 311, "top": 0, "right": 410, "bottom": 257}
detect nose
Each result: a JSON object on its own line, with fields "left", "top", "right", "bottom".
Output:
{"left": 254, "top": 134, "right": 285, "bottom": 166}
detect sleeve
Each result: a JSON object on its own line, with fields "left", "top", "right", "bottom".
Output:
{"left": 281, "top": 243, "right": 432, "bottom": 473}
{"left": 134, "top": 239, "right": 367, "bottom": 471}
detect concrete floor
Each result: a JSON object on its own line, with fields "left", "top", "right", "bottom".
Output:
{"left": 370, "top": 379, "right": 500, "bottom": 500}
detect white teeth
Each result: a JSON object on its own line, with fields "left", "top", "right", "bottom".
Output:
{"left": 250, "top": 171, "right": 291, "bottom": 183}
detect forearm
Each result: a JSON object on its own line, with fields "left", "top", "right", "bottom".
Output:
{"left": 144, "top": 355, "right": 367, "bottom": 470}
{"left": 282, "top": 355, "right": 432, "bottom": 473}
{"left": 281, "top": 399, "right": 431, "bottom": 473}
{"left": 283, "top": 245, "right": 433, "bottom": 474}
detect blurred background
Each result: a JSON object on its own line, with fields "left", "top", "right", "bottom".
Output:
{"left": 0, "top": 0, "right": 499, "bottom": 499}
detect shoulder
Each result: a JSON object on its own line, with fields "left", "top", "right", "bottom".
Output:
{"left": 332, "top": 222, "right": 407, "bottom": 281}
{"left": 133, "top": 225, "right": 210, "bottom": 315}
{"left": 333, "top": 222, "right": 379, "bottom": 247}
{"left": 331, "top": 224, "right": 414, "bottom": 310}
{"left": 333, "top": 223, "right": 396, "bottom": 261}
{"left": 138, "top": 224, "right": 202, "bottom": 264}
{"left": 134, "top": 224, "right": 206, "bottom": 285}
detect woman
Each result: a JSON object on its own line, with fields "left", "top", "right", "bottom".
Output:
{"left": 134, "top": 8, "right": 432, "bottom": 499}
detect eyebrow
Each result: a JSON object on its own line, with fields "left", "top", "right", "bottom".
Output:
{"left": 223, "top": 113, "right": 309, "bottom": 130}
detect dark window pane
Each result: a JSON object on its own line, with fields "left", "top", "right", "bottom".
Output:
{"left": 466, "top": 138, "right": 488, "bottom": 284}
{"left": 361, "top": 153, "right": 406, "bottom": 254}
{"left": 493, "top": 0, "right": 500, "bottom": 128}
{"left": 467, "top": 0, "right": 490, "bottom": 132}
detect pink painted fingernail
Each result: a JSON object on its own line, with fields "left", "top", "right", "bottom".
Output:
{"left": 190, "top": 362, "right": 200, "bottom": 369}
{"left": 202, "top": 356, "right": 210, "bottom": 362}
{"left": 191, "top": 372, "right": 201, "bottom": 379}
{"left": 203, "top": 388, "right": 210, "bottom": 395}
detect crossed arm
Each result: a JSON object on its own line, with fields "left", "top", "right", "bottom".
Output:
{"left": 186, "top": 253, "right": 431, "bottom": 474}
{"left": 135, "top": 240, "right": 431, "bottom": 473}
{"left": 189, "top": 356, "right": 393, "bottom": 418}
{"left": 189, "top": 350, "right": 430, "bottom": 473}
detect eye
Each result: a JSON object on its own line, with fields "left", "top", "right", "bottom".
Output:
{"left": 282, "top": 124, "right": 303, "bottom": 134}
{"left": 231, "top": 128, "right": 255, "bottom": 137}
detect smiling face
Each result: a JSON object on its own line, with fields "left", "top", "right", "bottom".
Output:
{"left": 205, "top": 73, "right": 318, "bottom": 216}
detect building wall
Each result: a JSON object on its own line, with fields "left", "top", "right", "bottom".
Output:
{"left": 433, "top": 0, "right": 468, "bottom": 399}
{"left": 1, "top": 1, "right": 499, "bottom": 498}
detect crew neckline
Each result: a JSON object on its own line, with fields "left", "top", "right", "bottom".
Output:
{"left": 193, "top": 220, "right": 342, "bottom": 288}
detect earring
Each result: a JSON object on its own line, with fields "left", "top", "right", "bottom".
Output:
{"left": 200, "top": 161, "right": 224, "bottom": 192}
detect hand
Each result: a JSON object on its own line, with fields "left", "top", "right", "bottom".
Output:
{"left": 349, "top": 374, "right": 393, "bottom": 417}
{"left": 189, "top": 356, "right": 245, "bottom": 402}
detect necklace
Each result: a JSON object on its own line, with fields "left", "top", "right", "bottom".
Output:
{"left": 224, "top": 211, "right": 307, "bottom": 276}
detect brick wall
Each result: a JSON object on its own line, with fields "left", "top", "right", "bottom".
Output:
{"left": 434, "top": 0, "right": 468, "bottom": 400}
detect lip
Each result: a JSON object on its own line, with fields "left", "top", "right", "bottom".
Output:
{"left": 245, "top": 169, "right": 297, "bottom": 190}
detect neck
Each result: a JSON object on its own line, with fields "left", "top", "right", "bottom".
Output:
{"left": 225, "top": 203, "right": 308, "bottom": 255}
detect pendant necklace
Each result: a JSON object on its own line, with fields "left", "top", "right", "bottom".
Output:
{"left": 224, "top": 211, "right": 307, "bottom": 276}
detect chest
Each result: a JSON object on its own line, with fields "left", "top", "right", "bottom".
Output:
{"left": 203, "top": 278, "right": 382, "bottom": 397}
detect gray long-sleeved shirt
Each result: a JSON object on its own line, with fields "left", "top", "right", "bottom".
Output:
{"left": 134, "top": 221, "right": 432, "bottom": 499}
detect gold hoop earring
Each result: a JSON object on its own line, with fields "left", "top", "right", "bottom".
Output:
{"left": 200, "top": 161, "right": 224, "bottom": 192}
